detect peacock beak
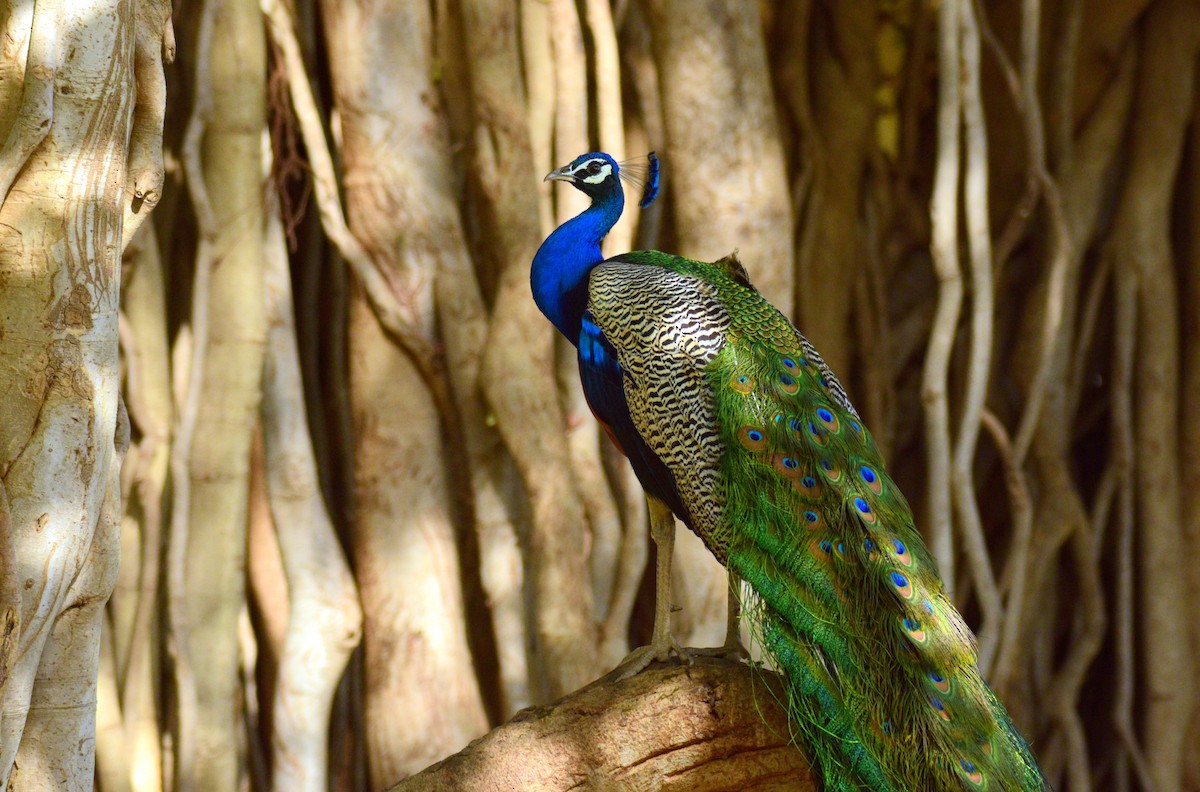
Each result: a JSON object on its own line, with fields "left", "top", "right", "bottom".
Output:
{"left": 544, "top": 165, "right": 574, "bottom": 183}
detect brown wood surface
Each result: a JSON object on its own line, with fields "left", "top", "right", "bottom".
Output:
{"left": 389, "top": 657, "right": 817, "bottom": 792}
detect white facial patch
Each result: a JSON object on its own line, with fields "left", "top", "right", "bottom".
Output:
{"left": 575, "top": 160, "right": 613, "bottom": 184}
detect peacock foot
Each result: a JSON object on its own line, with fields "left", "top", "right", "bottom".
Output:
{"left": 612, "top": 636, "right": 689, "bottom": 680}
{"left": 687, "top": 636, "right": 749, "bottom": 662}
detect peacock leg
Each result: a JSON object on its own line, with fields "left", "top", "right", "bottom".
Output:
{"left": 719, "top": 571, "right": 748, "bottom": 658}
{"left": 688, "top": 570, "right": 749, "bottom": 660}
{"left": 614, "top": 494, "right": 686, "bottom": 678}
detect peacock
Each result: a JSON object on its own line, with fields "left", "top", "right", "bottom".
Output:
{"left": 532, "top": 151, "right": 1047, "bottom": 791}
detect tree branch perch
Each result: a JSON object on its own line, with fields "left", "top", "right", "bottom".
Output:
{"left": 389, "top": 658, "right": 816, "bottom": 792}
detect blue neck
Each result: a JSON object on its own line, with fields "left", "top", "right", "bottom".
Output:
{"left": 532, "top": 187, "right": 624, "bottom": 343}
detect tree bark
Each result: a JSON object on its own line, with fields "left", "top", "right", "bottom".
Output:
{"left": 175, "top": 0, "right": 267, "bottom": 787}
{"left": 423, "top": 0, "right": 534, "bottom": 719}
{"left": 261, "top": 182, "right": 362, "bottom": 792}
{"left": 1107, "top": 2, "right": 1200, "bottom": 786}
{"left": 321, "top": 0, "right": 489, "bottom": 783}
{"left": 100, "top": 222, "right": 171, "bottom": 792}
{"left": 0, "top": 0, "right": 164, "bottom": 787}
{"left": 644, "top": 0, "right": 795, "bottom": 311}
{"left": 792, "top": 2, "right": 877, "bottom": 379}
{"left": 388, "top": 658, "right": 815, "bottom": 792}
{"left": 1183, "top": 79, "right": 1200, "bottom": 792}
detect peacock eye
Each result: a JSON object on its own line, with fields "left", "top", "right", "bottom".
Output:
{"left": 587, "top": 161, "right": 602, "bottom": 175}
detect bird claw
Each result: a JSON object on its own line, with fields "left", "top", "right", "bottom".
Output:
{"left": 612, "top": 633, "right": 751, "bottom": 680}
{"left": 612, "top": 637, "right": 689, "bottom": 680}
{"left": 687, "top": 637, "right": 749, "bottom": 662}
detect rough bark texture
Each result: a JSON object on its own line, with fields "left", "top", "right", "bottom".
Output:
{"left": 0, "top": 0, "right": 160, "bottom": 787}
{"left": 1183, "top": 87, "right": 1200, "bottom": 791}
{"left": 388, "top": 658, "right": 816, "bottom": 792}
{"left": 321, "top": 0, "right": 489, "bottom": 783}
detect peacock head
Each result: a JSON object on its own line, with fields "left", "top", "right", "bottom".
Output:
{"left": 545, "top": 151, "right": 660, "bottom": 208}
{"left": 544, "top": 152, "right": 621, "bottom": 201}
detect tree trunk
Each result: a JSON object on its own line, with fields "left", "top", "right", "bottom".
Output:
{"left": 320, "top": 0, "right": 489, "bottom": 783}
{"left": 790, "top": 2, "right": 877, "bottom": 379}
{"left": 261, "top": 181, "right": 362, "bottom": 792}
{"left": 0, "top": 0, "right": 165, "bottom": 788}
{"left": 1107, "top": 2, "right": 1200, "bottom": 786}
{"left": 645, "top": 0, "right": 795, "bottom": 311}
{"left": 173, "top": 0, "right": 267, "bottom": 788}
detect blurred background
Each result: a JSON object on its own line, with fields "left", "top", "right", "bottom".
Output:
{"left": 92, "top": 0, "right": 1200, "bottom": 790}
